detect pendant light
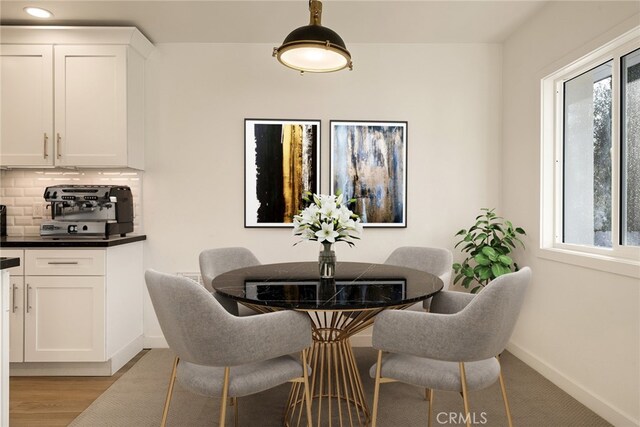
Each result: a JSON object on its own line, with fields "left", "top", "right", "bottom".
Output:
{"left": 273, "top": 0, "right": 353, "bottom": 73}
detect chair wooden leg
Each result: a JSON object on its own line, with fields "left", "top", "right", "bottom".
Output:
{"left": 427, "top": 389, "right": 434, "bottom": 427}
{"left": 371, "top": 350, "right": 383, "bottom": 427}
{"left": 219, "top": 367, "right": 231, "bottom": 427}
{"left": 425, "top": 388, "right": 430, "bottom": 401}
{"left": 459, "top": 362, "right": 471, "bottom": 427}
{"left": 497, "top": 357, "right": 514, "bottom": 427}
{"left": 161, "top": 356, "right": 179, "bottom": 427}
{"left": 301, "top": 349, "right": 313, "bottom": 427}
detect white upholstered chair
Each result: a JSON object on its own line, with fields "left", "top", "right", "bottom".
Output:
{"left": 199, "top": 247, "right": 261, "bottom": 316}
{"left": 369, "top": 267, "right": 531, "bottom": 427}
{"left": 384, "top": 246, "right": 453, "bottom": 310}
{"left": 145, "top": 269, "right": 313, "bottom": 427}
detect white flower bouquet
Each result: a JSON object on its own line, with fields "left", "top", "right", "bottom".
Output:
{"left": 293, "top": 192, "right": 363, "bottom": 246}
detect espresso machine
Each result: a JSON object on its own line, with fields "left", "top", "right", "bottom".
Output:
{"left": 40, "top": 185, "right": 134, "bottom": 238}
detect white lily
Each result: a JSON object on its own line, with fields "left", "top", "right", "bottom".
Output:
{"left": 303, "top": 228, "right": 316, "bottom": 240}
{"left": 337, "top": 206, "right": 352, "bottom": 223}
{"left": 319, "top": 194, "right": 336, "bottom": 206}
{"left": 320, "top": 202, "right": 338, "bottom": 220}
{"left": 315, "top": 222, "right": 340, "bottom": 243}
{"left": 302, "top": 205, "right": 320, "bottom": 224}
{"left": 292, "top": 219, "right": 306, "bottom": 235}
{"left": 292, "top": 193, "right": 362, "bottom": 246}
{"left": 354, "top": 218, "right": 364, "bottom": 234}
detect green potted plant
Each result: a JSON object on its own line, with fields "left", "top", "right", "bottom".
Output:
{"left": 453, "top": 208, "right": 526, "bottom": 293}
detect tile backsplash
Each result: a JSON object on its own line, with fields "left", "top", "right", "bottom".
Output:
{"left": 0, "top": 169, "right": 143, "bottom": 236}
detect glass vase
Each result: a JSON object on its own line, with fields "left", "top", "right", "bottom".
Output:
{"left": 318, "top": 242, "right": 336, "bottom": 279}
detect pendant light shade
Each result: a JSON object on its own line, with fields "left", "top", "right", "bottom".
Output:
{"left": 273, "top": 0, "right": 353, "bottom": 73}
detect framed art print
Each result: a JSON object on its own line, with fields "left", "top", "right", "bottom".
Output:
{"left": 330, "top": 120, "right": 407, "bottom": 227}
{"left": 245, "top": 119, "right": 320, "bottom": 227}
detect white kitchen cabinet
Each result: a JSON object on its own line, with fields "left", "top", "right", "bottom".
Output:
{"left": 0, "top": 26, "right": 152, "bottom": 169}
{"left": 0, "top": 250, "right": 24, "bottom": 363}
{"left": 1, "top": 269, "right": 12, "bottom": 427}
{"left": 54, "top": 45, "right": 143, "bottom": 167}
{"left": 24, "top": 276, "right": 105, "bottom": 362}
{"left": 0, "top": 242, "right": 143, "bottom": 375}
{"left": 24, "top": 249, "right": 106, "bottom": 362}
{"left": 10, "top": 277, "right": 24, "bottom": 363}
{"left": 0, "top": 45, "right": 53, "bottom": 166}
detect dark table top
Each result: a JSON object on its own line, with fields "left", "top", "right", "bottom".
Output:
{"left": 212, "top": 262, "right": 443, "bottom": 310}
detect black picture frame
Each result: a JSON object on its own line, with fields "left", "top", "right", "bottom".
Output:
{"left": 330, "top": 120, "right": 408, "bottom": 228}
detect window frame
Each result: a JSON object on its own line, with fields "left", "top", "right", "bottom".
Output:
{"left": 541, "top": 27, "right": 640, "bottom": 277}
{"left": 620, "top": 47, "right": 640, "bottom": 247}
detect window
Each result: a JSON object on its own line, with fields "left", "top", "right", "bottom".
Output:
{"left": 621, "top": 48, "right": 640, "bottom": 247}
{"left": 563, "top": 61, "right": 612, "bottom": 248}
{"left": 542, "top": 28, "right": 640, "bottom": 272}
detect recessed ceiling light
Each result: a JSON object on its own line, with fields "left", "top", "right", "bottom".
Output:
{"left": 24, "top": 7, "right": 53, "bottom": 18}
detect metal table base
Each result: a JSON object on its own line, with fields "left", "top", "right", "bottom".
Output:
{"left": 245, "top": 303, "right": 412, "bottom": 427}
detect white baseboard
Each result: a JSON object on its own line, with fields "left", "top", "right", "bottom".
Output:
{"left": 10, "top": 335, "right": 147, "bottom": 377}
{"left": 11, "top": 360, "right": 113, "bottom": 376}
{"left": 507, "top": 341, "right": 639, "bottom": 427}
{"left": 110, "top": 335, "right": 144, "bottom": 373}
{"left": 144, "top": 335, "right": 168, "bottom": 348}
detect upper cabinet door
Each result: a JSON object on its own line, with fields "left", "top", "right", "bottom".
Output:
{"left": 54, "top": 45, "right": 128, "bottom": 167}
{"left": 0, "top": 45, "right": 54, "bottom": 166}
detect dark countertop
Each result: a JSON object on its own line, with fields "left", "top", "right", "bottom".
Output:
{"left": 0, "top": 235, "right": 146, "bottom": 248}
{"left": 0, "top": 257, "right": 20, "bottom": 270}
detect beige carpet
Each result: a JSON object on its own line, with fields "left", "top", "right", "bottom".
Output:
{"left": 70, "top": 348, "right": 610, "bottom": 426}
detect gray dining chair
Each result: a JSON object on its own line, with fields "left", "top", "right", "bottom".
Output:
{"left": 145, "top": 269, "right": 313, "bottom": 427}
{"left": 384, "top": 246, "right": 453, "bottom": 310}
{"left": 199, "top": 247, "right": 261, "bottom": 316}
{"left": 369, "top": 267, "right": 531, "bottom": 427}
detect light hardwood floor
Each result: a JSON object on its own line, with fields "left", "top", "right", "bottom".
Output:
{"left": 9, "top": 350, "right": 148, "bottom": 426}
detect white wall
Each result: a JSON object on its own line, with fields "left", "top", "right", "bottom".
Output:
{"left": 502, "top": 2, "right": 640, "bottom": 426}
{"left": 142, "top": 42, "right": 503, "bottom": 342}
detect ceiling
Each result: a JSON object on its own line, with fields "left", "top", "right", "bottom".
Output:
{"left": 0, "top": 0, "right": 550, "bottom": 44}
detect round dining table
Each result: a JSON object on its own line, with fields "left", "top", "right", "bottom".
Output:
{"left": 212, "top": 261, "right": 443, "bottom": 427}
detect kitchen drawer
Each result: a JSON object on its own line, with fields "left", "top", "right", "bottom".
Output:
{"left": 25, "top": 249, "right": 105, "bottom": 276}
{"left": 0, "top": 249, "right": 24, "bottom": 275}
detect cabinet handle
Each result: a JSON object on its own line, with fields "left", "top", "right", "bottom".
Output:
{"left": 26, "top": 284, "right": 31, "bottom": 313}
{"left": 44, "top": 133, "right": 49, "bottom": 159}
{"left": 56, "top": 133, "right": 62, "bottom": 159}
{"left": 47, "top": 261, "right": 79, "bottom": 265}
{"left": 12, "top": 284, "right": 17, "bottom": 313}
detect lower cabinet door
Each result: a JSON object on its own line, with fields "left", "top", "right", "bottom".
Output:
{"left": 9, "top": 277, "right": 24, "bottom": 363}
{"left": 24, "top": 276, "right": 105, "bottom": 362}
